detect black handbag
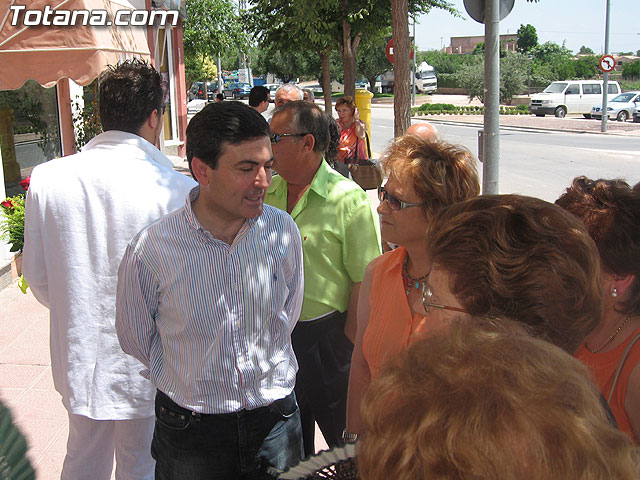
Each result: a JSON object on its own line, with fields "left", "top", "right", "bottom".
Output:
{"left": 348, "top": 132, "right": 382, "bottom": 190}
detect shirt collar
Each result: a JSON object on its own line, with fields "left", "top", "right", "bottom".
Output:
{"left": 183, "top": 186, "right": 257, "bottom": 244}
{"left": 266, "top": 158, "right": 330, "bottom": 200}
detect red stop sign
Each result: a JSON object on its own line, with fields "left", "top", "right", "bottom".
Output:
{"left": 386, "top": 38, "right": 414, "bottom": 64}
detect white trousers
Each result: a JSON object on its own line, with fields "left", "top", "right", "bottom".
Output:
{"left": 61, "top": 413, "right": 155, "bottom": 480}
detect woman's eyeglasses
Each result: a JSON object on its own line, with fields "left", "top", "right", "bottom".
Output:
{"left": 269, "top": 133, "right": 309, "bottom": 144}
{"left": 422, "top": 283, "right": 468, "bottom": 314}
{"left": 378, "top": 186, "right": 424, "bottom": 211}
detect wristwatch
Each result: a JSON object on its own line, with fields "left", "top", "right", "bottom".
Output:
{"left": 342, "top": 429, "right": 359, "bottom": 443}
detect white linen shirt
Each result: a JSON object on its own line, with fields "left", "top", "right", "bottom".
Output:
{"left": 116, "top": 188, "right": 304, "bottom": 414}
{"left": 22, "top": 130, "right": 196, "bottom": 420}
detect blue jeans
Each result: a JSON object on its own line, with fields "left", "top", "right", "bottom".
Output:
{"left": 151, "top": 390, "right": 303, "bottom": 480}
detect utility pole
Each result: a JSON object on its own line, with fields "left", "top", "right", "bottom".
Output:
{"left": 601, "top": 0, "right": 611, "bottom": 133}
{"left": 483, "top": 0, "right": 500, "bottom": 194}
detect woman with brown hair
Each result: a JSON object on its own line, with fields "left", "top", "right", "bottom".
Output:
{"left": 344, "top": 135, "right": 479, "bottom": 438}
{"left": 334, "top": 96, "right": 367, "bottom": 175}
{"left": 419, "top": 194, "right": 602, "bottom": 355}
{"left": 358, "top": 318, "right": 640, "bottom": 480}
{"left": 557, "top": 176, "right": 640, "bottom": 442}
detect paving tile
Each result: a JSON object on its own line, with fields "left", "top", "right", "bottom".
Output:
{"left": 0, "top": 328, "right": 50, "bottom": 365}
{"left": 31, "top": 367, "right": 55, "bottom": 391}
{"left": 0, "top": 387, "right": 25, "bottom": 405}
{"left": 0, "top": 364, "right": 47, "bottom": 389}
{"left": 13, "top": 416, "right": 66, "bottom": 453}
{"left": 10, "top": 389, "right": 67, "bottom": 420}
{"left": 32, "top": 451, "right": 64, "bottom": 480}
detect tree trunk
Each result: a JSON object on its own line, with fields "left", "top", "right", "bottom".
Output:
{"left": 367, "top": 76, "right": 377, "bottom": 94}
{"left": 391, "top": 0, "right": 411, "bottom": 136}
{"left": 319, "top": 49, "right": 333, "bottom": 113}
{"left": 341, "top": 0, "right": 361, "bottom": 99}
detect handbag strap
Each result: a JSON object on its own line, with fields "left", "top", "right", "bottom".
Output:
{"left": 607, "top": 329, "right": 640, "bottom": 403}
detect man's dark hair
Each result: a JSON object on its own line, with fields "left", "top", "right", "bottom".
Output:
{"left": 273, "top": 101, "right": 330, "bottom": 155}
{"left": 186, "top": 101, "right": 270, "bottom": 175}
{"left": 98, "top": 59, "right": 163, "bottom": 134}
{"left": 249, "top": 86, "right": 270, "bottom": 107}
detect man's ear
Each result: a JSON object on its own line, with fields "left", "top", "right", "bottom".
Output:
{"left": 302, "top": 133, "right": 316, "bottom": 152}
{"left": 191, "top": 157, "right": 210, "bottom": 185}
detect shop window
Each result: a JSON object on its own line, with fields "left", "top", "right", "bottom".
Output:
{"left": 1, "top": 80, "right": 61, "bottom": 197}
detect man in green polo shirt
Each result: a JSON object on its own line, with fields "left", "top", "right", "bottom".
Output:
{"left": 265, "top": 101, "right": 381, "bottom": 456}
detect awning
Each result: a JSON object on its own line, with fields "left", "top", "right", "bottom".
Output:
{"left": 0, "top": 0, "right": 151, "bottom": 90}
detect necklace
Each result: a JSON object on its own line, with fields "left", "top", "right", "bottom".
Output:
{"left": 587, "top": 312, "right": 633, "bottom": 353}
{"left": 401, "top": 255, "right": 429, "bottom": 296}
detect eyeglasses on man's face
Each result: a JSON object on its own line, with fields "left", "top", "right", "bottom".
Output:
{"left": 421, "top": 282, "right": 468, "bottom": 314}
{"left": 378, "top": 186, "right": 424, "bottom": 211}
{"left": 269, "top": 133, "right": 309, "bottom": 144}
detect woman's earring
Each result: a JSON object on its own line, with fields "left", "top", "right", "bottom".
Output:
{"left": 611, "top": 287, "right": 618, "bottom": 297}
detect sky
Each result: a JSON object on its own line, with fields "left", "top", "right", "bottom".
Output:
{"left": 414, "top": 0, "right": 639, "bottom": 55}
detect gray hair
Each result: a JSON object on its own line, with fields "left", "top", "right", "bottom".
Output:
{"left": 275, "top": 83, "right": 303, "bottom": 100}
{"left": 273, "top": 101, "right": 330, "bottom": 155}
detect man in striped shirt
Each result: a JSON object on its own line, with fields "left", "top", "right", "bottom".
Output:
{"left": 116, "top": 102, "right": 305, "bottom": 479}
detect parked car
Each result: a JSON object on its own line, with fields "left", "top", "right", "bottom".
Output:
{"left": 591, "top": 91, "right": 640, "bottom": 122}
{"left": 223, "top": 82, "right": 251, "bottom": 99}
{"left": 529, "top": 80, "right": 621, "bottom": 118}
{"left": 634, "top": 106, "right": 640, "bottom": 123}
{"left": 263, "top": 83, "right": 280, "bottom": 102}
{"left": 188, "top": 81, "right": 217, "bottom": 101}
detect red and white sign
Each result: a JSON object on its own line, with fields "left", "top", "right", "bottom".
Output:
{"left": 599, "top": 54, "right": 616, "bottom": 73}
{"left": 385, "top": 38, "right": 414, "bottom": 65}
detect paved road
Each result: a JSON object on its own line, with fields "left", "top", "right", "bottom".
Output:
{"left": 367, "top": 107, "right": 640, "bottom": 202}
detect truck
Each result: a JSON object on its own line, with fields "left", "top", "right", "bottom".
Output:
{"left": 380, "top": 62, "right": 437, "bottom": 94}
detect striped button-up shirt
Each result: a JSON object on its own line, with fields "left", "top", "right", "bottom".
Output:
{"left": 116, "top": 187, "right": 304, "bottom": 414}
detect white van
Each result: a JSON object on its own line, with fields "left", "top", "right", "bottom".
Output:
{"left": 529, "top": 80, "right": 621, "bottom": 118}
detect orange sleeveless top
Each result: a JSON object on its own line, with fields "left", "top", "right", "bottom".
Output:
{"left": 575, "top": 326, "right": 640, "bottom": 443}
{"left": 362, "top": 247, "right": 427, "bottom": 380}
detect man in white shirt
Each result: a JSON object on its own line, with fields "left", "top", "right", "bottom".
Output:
{"left": 116, "top": 102, "right": 304, "bottom": 479}
{"left": 22, "top": 59, "right": 196, "bottom": 480}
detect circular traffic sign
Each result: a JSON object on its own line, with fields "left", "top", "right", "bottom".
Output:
{"left": 464, "top": 0, "right": 514, "bottom": 24}
{"left": 599, "top": 54, "right": 616, "bottom": 73}
{"left": 385, "top": 38, "right": 414, "bottom": 65}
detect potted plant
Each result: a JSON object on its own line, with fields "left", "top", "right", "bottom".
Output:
{"left": 1, "top": 176, "right": 29, "bottom": 292}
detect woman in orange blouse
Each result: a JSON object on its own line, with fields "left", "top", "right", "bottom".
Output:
{"left": 345, "top": 135, "right": 479, "bottom": 436}
{"left": 335, "top": 96, "right": 368, "bottom": 172}
{"left": 557, "top": 176, "right": 640, "bottom": 442}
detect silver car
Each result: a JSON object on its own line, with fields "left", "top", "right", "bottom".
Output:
{"left": 591, "top": 91, "right": 640, "bottom": 122}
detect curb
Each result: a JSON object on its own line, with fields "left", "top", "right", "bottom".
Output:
{"left": 412, "top": 117, "right": 640, "bottom": 137}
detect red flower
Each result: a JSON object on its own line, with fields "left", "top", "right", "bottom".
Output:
{"left": 1, "top": 199, "right": 14, "bottom": 209}
{"left": 19, "top": 176, "right": 30, "bottom": 191}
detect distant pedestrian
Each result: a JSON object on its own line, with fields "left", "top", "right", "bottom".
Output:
{"left": 302, "top": 88, "right": 315, "bottom": 103}
{"left": 116, "top": 101, "right": 305, "bottom": 479}
{"left": 249, "top": 85, "right": 270, "bottom": 113}
{"left": 23, "top": 59, "right": 196, "bottom": 480}
{"left": 275, "top": 83, "right": 303, "bottom": 107}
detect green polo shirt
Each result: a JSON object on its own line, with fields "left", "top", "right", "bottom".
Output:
{"left": 266, "top": 160, "right": 381, "bottom": 321}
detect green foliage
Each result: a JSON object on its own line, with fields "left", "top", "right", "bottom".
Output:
{"left": 472, "top": 42, "right": 484, "bottom": 55}
{"left": 183, "top": 0, "right": 247, "bottom": 63}
{"left": 516, "top": 24, "right": 538, "bottom": 53}
{"left": 454, "top": 52, "right": 529, "bottom": 103}
{"left": 416, "top": 50, "right": 480, "bottom": 74}
{"left": 574, "top": 55, "right": 599, "bottom": 79}
{"left": 356, "top": 33, "right": 393, "bottom": 90}
{"left": 252, "top": 44, "right": 320, "bottom": 83}
{"left": 410, "top": 104, "right": 530, "bottom": 115}
{"left": 1, "top": 194, "right": 25, "bottom": 253}
{"left": 578, "top": 45, "right": 595, "bottom": 55}
{"left": 531, "top": 41, "right": 572, "bottom": 62}
{"left": 622, "top": 60, "right": 640, "bottom": 79}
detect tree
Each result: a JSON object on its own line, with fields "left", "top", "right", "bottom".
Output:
{"left": 516, "top": 24, "right": 537, "bottom": 53}
{"left": 183, "top": 0, "right": 247, "bottom": 87}
{"left": 578, "top": 45, "right": 595, "bottom": 55}
{"left": 356, "top": 34, "right": 393, "bottom": 94}
{"left": 456, "top": 52, "right": 529, "bottom": 104}
{"left": 622, "top": 60, "right": 640, "bottom": 79}
{"left": 574, "top": 55, "right": 599, "bottom": 79}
